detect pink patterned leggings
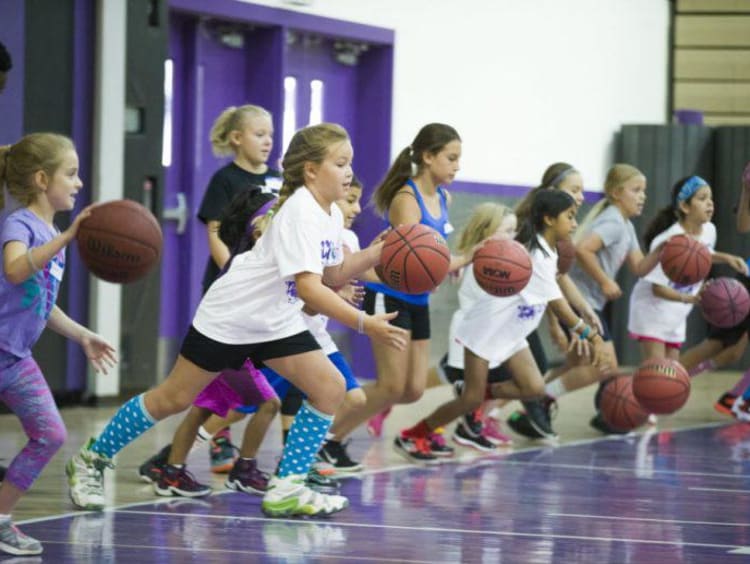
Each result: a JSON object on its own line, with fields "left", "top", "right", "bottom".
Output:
{"left": 0, "top": 353, "right": 67, "bottom": 491}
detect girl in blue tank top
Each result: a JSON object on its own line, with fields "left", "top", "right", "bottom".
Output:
{"left": 329, "top": 123, "right": 474, "bottom": 463}
{"left": 365, "top": 177, "right": 451, "bottom": 305}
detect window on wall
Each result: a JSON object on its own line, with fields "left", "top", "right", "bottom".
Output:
{"left": 282, "top": 76, "right": 298, "bottom": 154}
{"left": 161, "top": 59, "right": 174, "bottom": 167}
{"left": 309, "top": 79, "right": 324, "bottom": 125}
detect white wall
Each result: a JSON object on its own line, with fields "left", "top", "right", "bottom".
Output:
{"left": 245, "top": 0, "right": 670, "bottom": 190}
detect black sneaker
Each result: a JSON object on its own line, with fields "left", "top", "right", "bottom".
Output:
{"left": 589, "top": 412, "right": 628, "bottom": 435}
{"left": 506, "top": 411, "right": 544, "bottom": 439}
{"left": 0, "top": 465, "right": 5, "bottom": 483}
{"left": 138, "top": 444, "right": 171, "bottom": 483}
{"left": 318, "top": 440, "right": 363, "bottom": 472}
{"left": 154, "top": 465, "right": 212, "bottom": 497}
{"left": 452, "top": 420, "right": 496, "bottom": 452}
{"left": 524, "top": 399, "right": 557, "bottom": 439}
{"left": 393, "top": 435, "right": 438, "bottom": 464}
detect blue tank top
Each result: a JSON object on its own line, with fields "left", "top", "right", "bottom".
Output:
{"left": 366, "top": 179, "right": 451, "bottom": 305}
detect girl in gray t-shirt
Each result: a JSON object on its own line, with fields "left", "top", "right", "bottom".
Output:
{"left": 567, "top": 163, "right": 663, "bottom": 432}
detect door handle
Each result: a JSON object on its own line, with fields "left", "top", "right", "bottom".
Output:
{"left": 163, "top": 192, "right": 188, "bottom": 234}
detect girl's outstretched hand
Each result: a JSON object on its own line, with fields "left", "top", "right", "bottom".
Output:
{"left": 80, "top": 331, "right": 118, "bottom": 374}
{"left": 363, "top": 311, "right": 408, "bottom": 351}
{"left": 727, "top": 254, "right": 749, "bottom": 276}
{"left": 338, "top": 282, "right": 365, "bottom": 306}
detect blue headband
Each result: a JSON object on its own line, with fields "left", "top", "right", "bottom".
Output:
{"left": 676, "top": 176, "right": 708, "bottom": 203}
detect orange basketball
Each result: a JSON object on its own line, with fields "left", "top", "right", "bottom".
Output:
{"left": 472, "top": 239, "right": 532, "bottom": 297}
{"left": 632, "top": 358, "right": 691, "bottom": 415}
{"left": 77, "top": 200, "right": 163, "bottom": 284}
{"left": 379, "top": 224, "right": 450, "bottom": 294}
{"left": 556, "top": 237, "right": 576, "bottom": 275}
{"left": 600, "top": 374, "right": 649, "bottom": 432}
{"left": 660, "top": 234, "right": 711, "bottom": 286}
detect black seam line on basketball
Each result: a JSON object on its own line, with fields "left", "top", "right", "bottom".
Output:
{"left": 78, "top": 226, "right": 161, "bottom": 244}
{"left": 473, "top": 252, "right": 531, "bottom": 269}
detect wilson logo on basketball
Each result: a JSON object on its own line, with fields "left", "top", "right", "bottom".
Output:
{"left": 480, "top": 266, "right": 510, "bottom": 279}
{"left": 86, "top": 239, "right": 142, "bottom": 264}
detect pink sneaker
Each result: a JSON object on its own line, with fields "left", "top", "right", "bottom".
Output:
{"left": 367, "top": 407, "right": 392, "bottom": 438}
{"left": 481, "top": 416, "right": 513, "bottom": 446}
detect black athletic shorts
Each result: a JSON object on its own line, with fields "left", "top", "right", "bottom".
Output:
{"left": 363, "top": 289, "right": 430, "bottom": 340}
{"left": 180, "top": 325, "right": 320, "bottom": 372}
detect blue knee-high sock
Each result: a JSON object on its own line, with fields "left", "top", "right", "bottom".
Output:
{"left": 743, "top": 386, "right": 750, "bottom": 401}
{"left": 91, "top": 394, "right": 156, "bottom": 459}
{"left": 277, "top": 401, "right": 333, "bottom": 478}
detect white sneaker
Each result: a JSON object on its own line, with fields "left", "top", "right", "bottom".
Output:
{"left": 261, "top": 474, "right": 349, "bottom": 517}
{"left": 0, "top": 519, "right": 42, "bottom": 556}
{"left": 732, "top": 397, "right": 750, "bottom": 422}
{"left": 66, "top": 438, "right": 112, "bottom": 510}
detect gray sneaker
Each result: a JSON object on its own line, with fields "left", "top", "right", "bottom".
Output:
{"left": 66, "top": 437, "right": 113, "bottom": 510}
{"left": 0, "top": 519, "right": 42, "bottom": 555}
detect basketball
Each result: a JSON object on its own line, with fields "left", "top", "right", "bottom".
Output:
{"left": 77, "top": 200, "right": 163, "bottom": 284}
{"left": 472, "top": 239, "right": 532, "bottom": 297}
{"left": 700, "top": 277, "right": 750, "bottom": 328}
{"left": 556, "top": 237, "right": 576, "bottom": 275}
{"left": 599, "top": 374, "right": 649, "bottom": 432}
{"left": 660, "top": 234, "right": 711, "bottom": 286}
{"left": 632, "top": 358, "right": 691, "bottom": 415}
{"left": 379, "top": 224, "right": 450, "bottom": 294}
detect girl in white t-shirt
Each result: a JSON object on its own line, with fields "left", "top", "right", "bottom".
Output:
{"left": 628, "top": 176, "right": 747, "bottom": 359}
{"left": 67, "top": 123, "right": 407, "bottom": 518}
{"left": 396, "top": 190, "right": 610, "bottom": 458}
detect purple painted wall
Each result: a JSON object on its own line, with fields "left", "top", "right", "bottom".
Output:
{"left": 0, "top": 0, "right": 24, "bottom": 145}
{"left": 65, "top": 0, "right": 96, "bottom": 391}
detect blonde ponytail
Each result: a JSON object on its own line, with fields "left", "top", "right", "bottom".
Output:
{"left": 209, "top": 104, "right": 272, "bottom": 157}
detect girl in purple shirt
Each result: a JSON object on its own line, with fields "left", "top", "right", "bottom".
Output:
{"left": 0, "top": 133, "right": 116, "bottom": 556}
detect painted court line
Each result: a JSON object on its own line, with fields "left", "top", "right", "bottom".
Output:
{"left": 115, "top": 509, "right": 750, "bottom": 553}
{"left": 549, "top": 512, "right": 750, "bottom": 527}
{"left": 689, "top": 487, "right": 750, "bottom": 494}
{"left": 38, "top": 540, "right": 432, "bottom": 563}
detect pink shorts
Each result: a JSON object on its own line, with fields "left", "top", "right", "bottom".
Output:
{"left": 193, "top": 359, "right": 278, "bottom": 417}
{"left": 628, "top": 332, "right": 682, "bottom": 350}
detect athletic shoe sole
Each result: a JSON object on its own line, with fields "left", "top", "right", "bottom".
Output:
{"left": 451, "top": 432, "right": 496, "bottom": 453}
{"left": 225, "top": 479, "right": 266, "bottom": 495}
{"left": 392, "top": 441, "right": 440, "bottom": 465}
{"left": 153, "top": 484, "right": 211, "bottom": 498}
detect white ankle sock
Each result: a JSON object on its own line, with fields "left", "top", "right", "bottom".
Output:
{"left": 545, "top": 379, "right": 567, "bottom": 399}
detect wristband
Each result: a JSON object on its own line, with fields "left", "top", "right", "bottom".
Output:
{"left": 579, "top": 326, "right": 591, "bottom": 340}
{"left": 570, "top": 318, "right": 584, "bottom": 332}
{"left": 26, "top": 249, "right": 40, "bottom": 273}
{"left": 357, "top": 310, "right": 365, "bottom": 334}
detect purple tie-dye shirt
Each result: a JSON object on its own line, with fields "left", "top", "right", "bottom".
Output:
{"left": 0, "top": 208, "right": 66, "bottom": 358}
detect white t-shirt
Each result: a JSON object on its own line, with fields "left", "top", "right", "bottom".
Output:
{"left": 628, "top": 222, "right": 716, "bottom": 343}
{"left": 455, "top": 235, "right": 563, "bottom": 366}
{"left": 303, "top": 228, "right": 361, "bottom": 355}
{"left": 193, "top": 187, "right": 344, "bottom": 344}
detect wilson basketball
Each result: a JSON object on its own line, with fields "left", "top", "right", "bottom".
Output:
{"left": 700, "top": 277, "right": 750, "bottom": 328}
{"left": 472, "top": 239, "right": 532, "bottom": 297}
{"left": 379, "top": 224, "right": 450, "bottom": 294}
{"left": 632, "top": 358, "right": 691, "bottom": 415}
{"left": 556, "top": 237, "right": 576, "bottom": 275}
{"left": 599, "top": 374, "right": 649, "bottom": 432}
{"left": 77, "top": 200, "right": 163, "bottom": 284}
{"left": 660, "top": 234, "right": 711, "bottom": 286}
